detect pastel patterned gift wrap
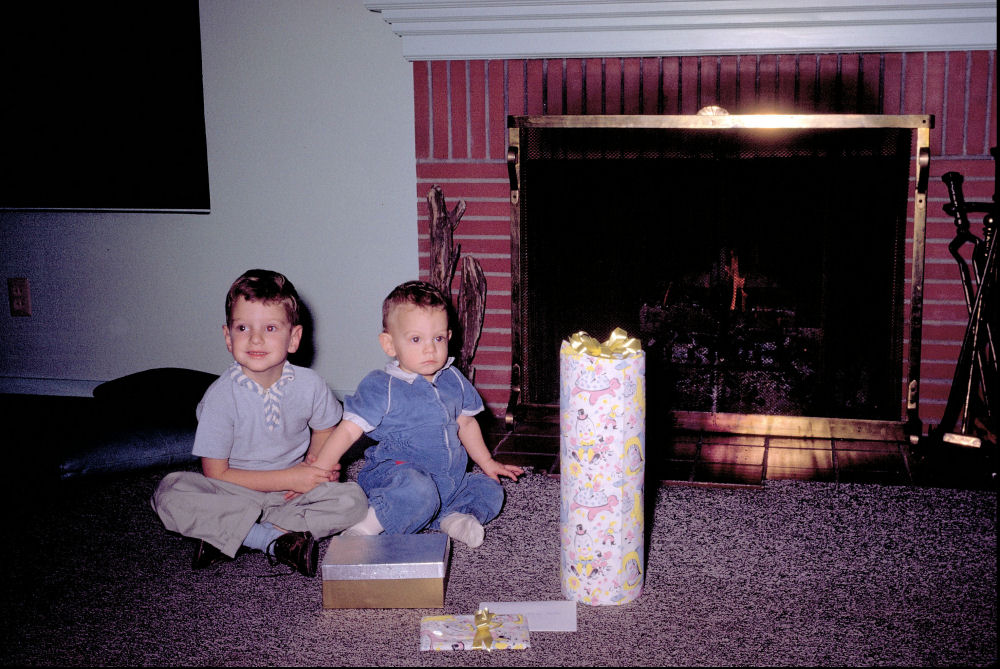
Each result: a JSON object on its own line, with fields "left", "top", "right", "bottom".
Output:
{"left": 420, "top": 610, "right": 530, "bottom": 651}
{"left": 559, "top": 331, "right": 646, "bottom": 606}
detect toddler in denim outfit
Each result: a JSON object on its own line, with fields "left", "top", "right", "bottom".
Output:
{"left": 311, "top": 281, "right": 523, "bottom": 548}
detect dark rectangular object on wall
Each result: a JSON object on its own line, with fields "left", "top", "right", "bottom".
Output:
{"left": 0, "top": 1, "right": 210, "bottom": 213}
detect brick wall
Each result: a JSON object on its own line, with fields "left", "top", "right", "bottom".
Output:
{"left": 412, "top": 52, "right": 997, "bottom": 431}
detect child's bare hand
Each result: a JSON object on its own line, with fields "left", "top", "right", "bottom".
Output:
{"left": 304, "top": 452, "right": 341, "bottom": 475}
{"left": 481, "top": 458, "right": 524, "bottom": 483}
{"left": 287, "top": 461, "right": 336, "bottom": 494}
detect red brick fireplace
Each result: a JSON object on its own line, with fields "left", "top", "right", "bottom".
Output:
{"left": 410, "top": 52, "right": 996, "bottom": 434}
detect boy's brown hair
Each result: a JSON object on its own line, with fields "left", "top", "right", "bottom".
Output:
{"left": 225, "top": 269, "right": 301, "bottom": 327}
{"left": 382, "top": 280, "right": 449, "bottom": 331}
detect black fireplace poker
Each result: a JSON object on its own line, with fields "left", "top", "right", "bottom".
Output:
{"left": 930, "top": 147, "right": 997, "bottom": 453}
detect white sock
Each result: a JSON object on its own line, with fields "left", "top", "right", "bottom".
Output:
{"left": 341, "top": 506, "right": 384, "bottom": 536}
{"left": 439, "top": 512, "right": 485, "bottom": 548}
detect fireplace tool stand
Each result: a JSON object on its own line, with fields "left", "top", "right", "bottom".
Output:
{"left": 925, "top": 148, "right": 997, "bottom": 458}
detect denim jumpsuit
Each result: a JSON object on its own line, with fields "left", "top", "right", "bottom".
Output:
{"left": 344, "top": 359, "right": 504, "bottom": 535}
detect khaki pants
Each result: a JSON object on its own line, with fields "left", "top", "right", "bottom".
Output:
{"left": 151, "top": 471, "right": 368, "bottom": 557}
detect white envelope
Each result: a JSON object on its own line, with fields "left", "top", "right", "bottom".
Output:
{"left": 477, "top": 600, "right": 577, "bottom": 632}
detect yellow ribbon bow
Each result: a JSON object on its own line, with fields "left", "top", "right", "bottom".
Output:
{"left": 472, "top": 608, "right": 496, "bottom": 651}
{"left": 568, "top": 327, "right": 642, "bottom": 359}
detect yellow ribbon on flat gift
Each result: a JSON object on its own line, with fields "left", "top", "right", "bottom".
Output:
{"left": 568, "top": 327, "right": 642, "bottom": 359}
{"left": 472, "top": 608, "right": 496, "bottom": 651}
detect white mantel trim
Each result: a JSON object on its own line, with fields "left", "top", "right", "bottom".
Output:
{"left": 365, "top": 0, "right": 997, "bottom": 61}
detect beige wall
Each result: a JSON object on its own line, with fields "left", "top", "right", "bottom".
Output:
{"left": 0, "top": 1, "right": 417, "bottom": 398}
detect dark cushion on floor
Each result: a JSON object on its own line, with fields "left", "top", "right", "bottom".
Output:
{"left": 57, "top": 367, "right": 218, "bottom": 480}
{"left": 58, "top": 424, "right": 201, "bottom": 479}
{"left": 92, "top": 367, "right": 219, "bottom": 427}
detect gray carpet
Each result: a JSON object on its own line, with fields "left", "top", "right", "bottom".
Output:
{"left": 1, "top": 463, "right": 995, "bottom": 667}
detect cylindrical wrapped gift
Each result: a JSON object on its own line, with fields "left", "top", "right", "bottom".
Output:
{"left": 559, "top": 329, "right": 645, "bottom": 606}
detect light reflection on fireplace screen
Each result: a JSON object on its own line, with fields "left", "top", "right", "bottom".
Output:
{"left": 519, "top": 127, "right": 911, "bottom": 422}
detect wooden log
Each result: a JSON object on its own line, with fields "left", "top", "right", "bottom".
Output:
{"left": 456, "top": 256, "right": 487, "bottom": 380}
{"left": 426, "top": 185, "right": 465, "bottom": 298}
{"left": 427, "top": 184, "right": 487, "bottom": 380}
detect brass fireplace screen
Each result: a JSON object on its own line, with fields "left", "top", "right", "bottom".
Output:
{"left": 505, "top": 113, "right": 933, "bottom": 440}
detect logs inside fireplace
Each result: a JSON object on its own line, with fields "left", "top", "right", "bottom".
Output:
{"left": 506, "top": 113, "right": 933, "bottom": 440}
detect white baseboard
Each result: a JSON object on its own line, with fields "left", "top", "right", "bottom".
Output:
{"left": 0, "top": 376, "right": 103, "bottom": 397}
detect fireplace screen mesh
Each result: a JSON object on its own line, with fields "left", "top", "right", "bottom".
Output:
{"left": 516, "top": 125, "right": 911, "bottom": 421}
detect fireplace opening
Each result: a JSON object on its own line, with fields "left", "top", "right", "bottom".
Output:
{"left": 509, "top": 116, "right": 927, "bottom": 436}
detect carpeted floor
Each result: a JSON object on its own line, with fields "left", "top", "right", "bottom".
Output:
{"left": 1, "top": 463, "right": 995, "bottom": 667}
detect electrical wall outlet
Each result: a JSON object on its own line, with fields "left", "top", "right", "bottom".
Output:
{"left": 7, "top": 278, "right": 31, "bottom": 317}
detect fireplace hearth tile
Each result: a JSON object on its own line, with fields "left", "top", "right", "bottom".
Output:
{"left": 702, "top": 434, "right": 766, "bottom": 447}
{"left": 835, "top": 447, "right": 906, "bottom": 472}
{"left": 694, "top": 462, "right": 764, "bottom": 487}
{"left": 770, "top": 437, "right": 833, "bottom": 450}
{"left": 766, "top": 466, "right": 837, "bottom": 482}
{"left": 835, "top": 438, "right": 906, "bottom": 452}
{"left": 767, "top": 447, "right": 834, "bottom": 471}
{"left": 662, "top": 435, "right": 698, "bottom": 459}
{"left": 700, "top": 443, "right": 766, "bottom": 466}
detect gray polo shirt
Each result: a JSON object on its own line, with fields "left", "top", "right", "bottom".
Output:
{"left": 193, "top": 361, "right": 343, "bottom": 471}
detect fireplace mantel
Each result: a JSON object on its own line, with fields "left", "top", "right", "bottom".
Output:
{"left": 365, "top": 0, "right": 996, "bottom": 61}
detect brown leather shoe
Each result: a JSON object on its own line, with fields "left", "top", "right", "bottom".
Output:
{"left": 267, "top": 531, "right": 319, "bottom": 577}
{"left": 192, "top": 540, "right": 231, "bottom": 570}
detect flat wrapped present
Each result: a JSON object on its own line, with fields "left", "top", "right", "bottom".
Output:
{"left": 321, "top": 533, "right": 450, "bottom": 609}
{"left": 420, "top": 610, "right": 530, "bottom": 651}
{"left": 560, "top": 329, "right": 646, "bottom": 606}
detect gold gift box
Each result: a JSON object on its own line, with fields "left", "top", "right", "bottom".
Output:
{"left": 321, "top": 534, "right": 450, "bottom": 609}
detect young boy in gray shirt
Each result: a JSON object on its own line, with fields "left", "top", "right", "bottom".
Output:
{"left": 151, "top": 269, "right": 368, "bottom": 576}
